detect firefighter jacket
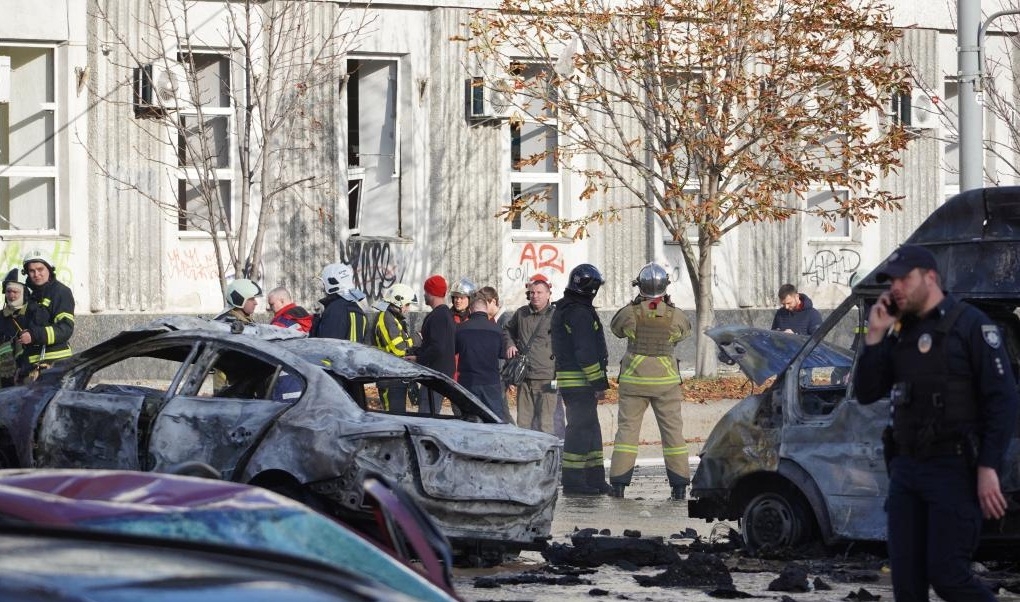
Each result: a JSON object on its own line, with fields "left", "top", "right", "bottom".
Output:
{"left": 551, "top": 291, "right": 608, "bottom": 390}
{"left": 610, "top": 296, "right": 691, "bottom": 392}
{"left": 313, "top": 294, "right": 367, "bottom": 343}
{"left": 23, "top": 277, "right": 75, "bottom": 365}
{"left": 213, "top": 307, "right": 255, "bottom": 325}
{"left": 373, "top": 306, "right": 416, "bottom": 358}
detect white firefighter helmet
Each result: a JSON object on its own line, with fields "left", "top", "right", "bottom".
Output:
{"left": 320, "top": 261, "right": 365, "bottom": 301}
{"left": 226, "top": 278, "right": 262, "bottom": 308}
{"left": 22, "top": 249, "right": 55, "bottom": 275}
{"left": 383, "top": 283, "right": 417, "bottom": 307}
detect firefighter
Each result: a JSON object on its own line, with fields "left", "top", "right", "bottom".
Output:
{"left": 608, "top": 263, "right": 692, "bottom": 500}
{"left": 372, "top": 283, "right": 420, "bottom": 413}
{"left": 214, "top": 279, "right": 262, "bottom": 326}
{"left": 551, "top": 263, "right": 611, "bottom": 495}
{"left": 19, "top": 250, "right": 75, "bottom": 382}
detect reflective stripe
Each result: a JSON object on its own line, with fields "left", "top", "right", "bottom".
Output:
{"left": 662, "top": 445, "right": 689, "bottom": 457}
{"left": 562, "top": 450, "right": 605, "bottom": 468}
{"left": 28, "top": 347, "right": 71, "bottom": 364}
{"left": 555, "top": 370, "right": 588, "bottom": 388}
{"left": 614, "top": 444, "right": 639, "bottom": 454}
{"left": 375, "top": 312, "right": 411, "bottom": 357}
{"left": 45, "top": 326, "right": 55, "bottom": 345}
{"left": 55, "top": 312, "right": 74, "bottom": 323}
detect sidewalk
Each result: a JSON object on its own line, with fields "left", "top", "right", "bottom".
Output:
{"left": 596, "top": 398, "right": 741, "bottom": 459}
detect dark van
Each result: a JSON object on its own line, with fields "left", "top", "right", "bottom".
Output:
{"left": 688, "top": 186, "right": 1020, "bottom": 553}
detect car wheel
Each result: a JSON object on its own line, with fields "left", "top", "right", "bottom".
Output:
{"left": 740, "top": 489, "right": 814, "bottom": 555}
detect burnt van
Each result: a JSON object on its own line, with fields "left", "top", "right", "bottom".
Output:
{"left": 688, "top": 186, "right": 1020, "bottom": 553}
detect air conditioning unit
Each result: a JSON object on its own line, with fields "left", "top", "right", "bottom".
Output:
{"left": 134, "top": 60, "right": 193, "bottom": 114}
{"left": 909, "top": 90, "right": 937, "bottom": 130}
{"left": 468, "top": 77, "right": 515, "bottom": 120}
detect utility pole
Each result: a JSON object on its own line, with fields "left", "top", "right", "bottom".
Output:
{"left": 959, "top": 4, "right": 1020, "bottom": 192}
{"left": 958, "top": 0, "right": 982, "bottom": 192}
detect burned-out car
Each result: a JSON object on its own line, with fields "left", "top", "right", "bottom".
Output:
{"left": 689, "top": 186, "right": 1020, "bottom": 554}
{"left": 0, "top": 317, "right": 561, "bottom": 562}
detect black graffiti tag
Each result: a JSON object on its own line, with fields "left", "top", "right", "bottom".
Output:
{"left": 338, "top": 239, "right": 399, "bottom": 301}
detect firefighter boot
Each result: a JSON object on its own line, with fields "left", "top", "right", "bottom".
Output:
{"left": 670, "top": 485, "right": 686, "bottom": 501}
{"left": 610, "top": 484, "right": 626, "bottom": 498}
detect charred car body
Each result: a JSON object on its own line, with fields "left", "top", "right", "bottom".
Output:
{"left": 689, "top": 187, "right": 1020, "bottom": 553}
{"left": 0, "top": 317, "right": 561, "bottom": 562}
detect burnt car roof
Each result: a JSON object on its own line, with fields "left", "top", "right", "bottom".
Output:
{"left": 276, "top": 338, "right": 442, "bottom": 380}
{"left": 707, "top": 326, "right": 854, "bottom": 385}
{"left": 854, "top": 186, "right": 1020, "bottom": 297}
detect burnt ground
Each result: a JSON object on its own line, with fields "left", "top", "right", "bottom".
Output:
{"left": 452, "top": 461, "right": 1020, "bottom": 602}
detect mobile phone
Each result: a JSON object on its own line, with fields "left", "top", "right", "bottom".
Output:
{"left": 885, "top": 297, "right": 900, "bottom": 316}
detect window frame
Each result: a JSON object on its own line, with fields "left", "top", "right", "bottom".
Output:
{"left": 508, "top": 60, "right": 563, "bottom": 236}
{"left": 174, "top": 50, "right": 236, "bottom": 236}
{"left": 0, "top": 42, "right": 59, "bottom": 235}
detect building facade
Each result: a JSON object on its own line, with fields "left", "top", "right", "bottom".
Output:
{"left": 1, "top": 0, "right": 1017, "bottom": 344}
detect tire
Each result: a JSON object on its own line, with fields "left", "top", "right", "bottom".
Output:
{"left": 740, "top": 489, "right": 814, "bottom": 554}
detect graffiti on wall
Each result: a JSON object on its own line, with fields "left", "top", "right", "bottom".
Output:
{"left": 338, "top": 238, "right": 400, "bottom": 301}
{"left": 506, "top": 242, "right": 565, "bottom": 285}
{"left": 166, "top": 248, "right": 219, "bottom": 281}
{"left": 802, "top": 248, "right": 861, "bottom": 287}
{"left": 0, "top": 241, "right": 74, "bottom": 285}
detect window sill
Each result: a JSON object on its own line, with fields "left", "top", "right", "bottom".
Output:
{"left": 510, "top": 231, "right": 568, "bottom": 243}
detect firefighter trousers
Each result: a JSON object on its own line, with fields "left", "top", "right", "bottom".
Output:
{"left": 609, "top": 384, "right": 689, "bottom": 489}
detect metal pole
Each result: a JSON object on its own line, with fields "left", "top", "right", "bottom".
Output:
{"left": 958, "top": 0, "right": 982, "bottom": 192}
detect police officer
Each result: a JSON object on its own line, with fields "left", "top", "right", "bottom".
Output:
{"left": 609, "top": 263, "right": 692, "bottom": 500}
{"left": 552, "top": 263, "right": 611, "bottom": 495}
{"left": 855, "top": 244, "right": 1018, "bottom": 602}
{"left": 19, "top": 250, "right": 75, "bottom": 381}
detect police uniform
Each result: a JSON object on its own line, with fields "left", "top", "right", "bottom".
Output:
{"left": 373, "top": 305, "right": 417, "bottom": 413}
{"left": 856, "top": 295, "right": 1018, "bottom": 602}
{"left": 609, "top": 296, "right": 692, "bottom": 497}
{"left": 551, "top": 289, "right": 610, "bottom": 494}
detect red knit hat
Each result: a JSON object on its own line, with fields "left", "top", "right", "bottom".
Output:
{"left": 424, "top": 274, "right": 447, "bottom": 297}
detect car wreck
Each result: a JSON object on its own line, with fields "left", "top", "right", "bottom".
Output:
{"left": 0, "top": 316, "right": 561, "bottom": 563}
{"left": 689, "top": 186, "right": 1020, "bottom": 554}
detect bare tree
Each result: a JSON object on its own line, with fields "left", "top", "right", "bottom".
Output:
{"left": 90, "top": 0, "right": 372, "bottom": 292}
{"left": 463, "top": 0, "right": 911, "bottom": 375}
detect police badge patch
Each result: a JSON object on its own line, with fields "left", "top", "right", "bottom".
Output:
{"left": 918, "top": 333, "right": 932, "bottom": 354}
{"left": 982, "top": 324, "right": 1002, "bottom": 349}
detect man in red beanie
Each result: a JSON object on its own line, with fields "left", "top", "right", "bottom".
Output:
{"left": 408, "top": 275, "right": 456, "bottom": 415}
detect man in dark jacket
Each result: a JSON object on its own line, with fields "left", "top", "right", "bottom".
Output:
{"left": 552, "top": 264, "right": 611, "bottom": 495}
{"left": 771, "top": 283, "right": 822, "bottom": 335}
{"left": 407, "top": 275, "right": 456, "bottom": 415}
{"left": 505, "top": 274, "right": 560, "bottom": 435}
{"left": 312, "top": 262, "right": 367, "bottom": 343}
{"left": 18, "top": 250, "right": 74, "bottom": 382}
{"left": 455, "top": 297, "right": 506, "bottom": 419}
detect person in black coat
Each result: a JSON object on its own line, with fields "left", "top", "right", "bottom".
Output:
{"left": 407, "top": 275, "right": 456, "bottom": 415}
{"left": 455, "top": 297, "right": 507, "bottom": 419}
{"left": 312, "top": 262, "right": 367, "bottom": 343}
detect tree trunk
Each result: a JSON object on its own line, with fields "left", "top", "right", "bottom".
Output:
{"left": 693, "top": 235, "right": 717, "bottom": 377}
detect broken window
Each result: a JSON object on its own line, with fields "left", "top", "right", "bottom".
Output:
{"left": 795, "top": 302, "right": 859, "bottom": 417}
{"left": 346, "top": 58, "right": 399, "bottom": 236}
{"left": 197, "top": 348, "right": 304, "bottom": 402}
